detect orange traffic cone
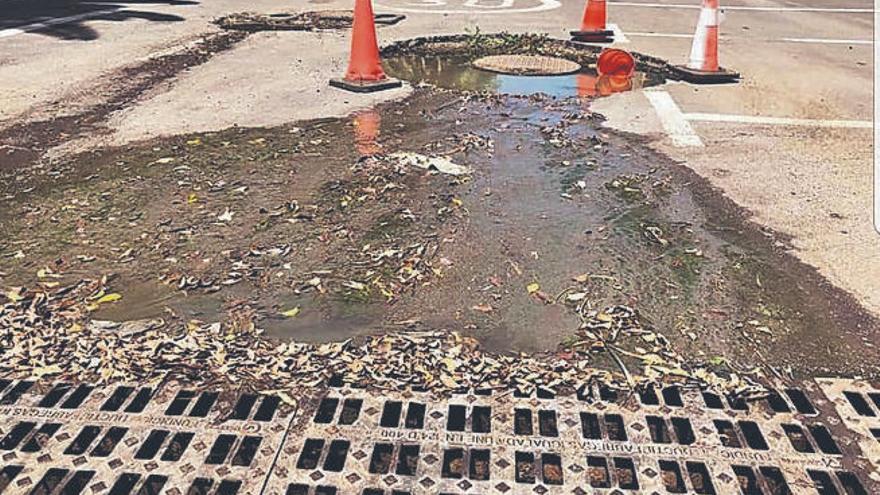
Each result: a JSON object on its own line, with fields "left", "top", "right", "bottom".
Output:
{"left": 673, "top": 0, "right": 739, "bottom": 83}
{"left": 571, "top": 0, "right": 614, "bottom": 43}
{"left": 330, "top": 0, "right": 402, "bottom": 93}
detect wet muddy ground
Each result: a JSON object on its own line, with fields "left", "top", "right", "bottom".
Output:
{"left": 1, "top": 51, "right": 877, "bottom": 381}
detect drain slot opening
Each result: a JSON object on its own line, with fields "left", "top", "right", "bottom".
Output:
{"left": 396, "top": 444, "right": 420, "bottom": 476}
{"left": 340, "top": 399, "right": 363, "bottom": 425}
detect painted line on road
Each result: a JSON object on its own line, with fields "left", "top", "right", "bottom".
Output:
{"left": 645, "top": 91, "right": 872, "bottom": 153}
{"left": 643, "top": 90, "right": 704, "bottom": 147}
{"left": 684, "top": 112, "right": 873, "bottom": 129}
{"left": 0, "top": 9, "right": 117, "bottom": 38}
{"left": 625, "top": 31, "right": 872, "bottom": 45}
{"left": 608, "top": 23, "right": 630, "bottom": 43}
{"left": 778, "top": 37, "right": 872, "bottom": 45}
{"left": 609, "top": 1, "right": 873, "bottom": 13}
{"left": 626, "top": 32, "right": 693, "bottom": 38}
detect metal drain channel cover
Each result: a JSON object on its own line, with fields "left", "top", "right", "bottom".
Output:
{"left": 472, "top": 55, "right": 581, "bottom": 76}
{"left": 265, "top": 380, "right": 880, "bottom": 495}
{"left": 0, "top": 380, "right": 294, "bottom": 495}
{"left": 0, "top": 378, "right": 878, "bottom": 495}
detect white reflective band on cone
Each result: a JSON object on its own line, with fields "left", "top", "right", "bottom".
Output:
{"left": 698, "top": 6, "right": 719, "bottom": 27}
{"left": 686, "top": 7, "right": 718, "bottom": 70}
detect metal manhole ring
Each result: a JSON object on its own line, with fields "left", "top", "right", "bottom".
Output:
{"left": 472, "top": 55, "right": 581, "bottom": 76}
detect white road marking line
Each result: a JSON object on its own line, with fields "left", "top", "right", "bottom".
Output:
{"left": 643, "top": 90, "right": 704, "bottom": 147}
{"left": 626, "top": 31, "right": 693, "bottom": 38}
{"left": 684, "top": 112, "right": 873, "bottom": 129}
{"left": 608, "top": 23, "right": 630, "bottom": 43}
{"left": 779, "top": 37, "right": 873, "bottom": 45}
{"left": 625, "top": 31, "right": 872, "bottom": 45}
{"left": 608, "top": 1, "right": 873, "bottom": 13}
{"left": 0, "top": 9, "right": 118, "bottom": 38}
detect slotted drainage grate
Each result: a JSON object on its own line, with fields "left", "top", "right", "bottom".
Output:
{"left": 264, "top": 379, "right": 880, "bottom": 495}
{"left": 0, "top": 378, "right": 877, "bottom": 495}
{"left": 0, "top": 380, "right": 294, "bottom": 495}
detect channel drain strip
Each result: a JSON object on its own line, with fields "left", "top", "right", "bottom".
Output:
{"left": 0, "top": 378, "right": 876, "bottom": 495}
{"left": 0, "top": 381, "right": 294, "bottom": 495}
{"left": 264, "top": 379, "right": 879, "bottom": 495}
{"left": 818, "top": 378, "right": 880, "bottom": 482}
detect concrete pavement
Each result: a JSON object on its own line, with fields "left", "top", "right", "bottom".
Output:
{"left": 0, "top": 0, "right": 876, "bottom": 318}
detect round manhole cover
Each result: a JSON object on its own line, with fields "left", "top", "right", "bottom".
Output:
{"left": 472, "top": 55, "right": 581, "bottom": 76}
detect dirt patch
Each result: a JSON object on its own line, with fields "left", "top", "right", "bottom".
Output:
{"left": 0, "top": 30, "right": 248, "bottom": 172}
{"left": 214, "top": 10, "right": 405, "bottom": 32}
{"left": 671, "top": 160, "right": 880, "bottom": 380}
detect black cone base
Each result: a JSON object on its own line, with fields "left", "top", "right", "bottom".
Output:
{"left": 570, "top": 29, "right": 614, "bottom": 43}
{"left": 672, "top": 65, "right": 740, "bottom": 84}
{"left": 329, "top": 77, "right": 403, "bottom": 93}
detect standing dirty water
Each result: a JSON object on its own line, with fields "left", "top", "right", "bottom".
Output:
{"left": 383, "top": 55, "right": 651, "bottom": 98}
{"left": 1, "top": 84, "right": 877, "bottom": 379}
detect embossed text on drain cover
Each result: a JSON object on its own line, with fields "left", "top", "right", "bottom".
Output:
{"left": 264, "top": 380, "right": 879, "bottom": 495}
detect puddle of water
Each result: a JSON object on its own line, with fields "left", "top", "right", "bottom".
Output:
{"left": 383, "top": 55, "right": 649, "bottom": 98}
{"left": 353, "top": 109, "right": 382, "bottom": 155}
{"left": 94, "top": 279, "right": 381, "bottom": 343}
{"left": 261, "top": 298, "right": 381, "bottom": 343}
{"left": 9, "top": 70, "right": 875, "bottom": 374}
{"left": 92, "top": 279, "right": 227, "bottom": 322}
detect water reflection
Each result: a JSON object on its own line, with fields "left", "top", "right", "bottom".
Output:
{"left": 576, "top": 73, "right": 598, "bottom": 98}
{"left": 353, "top": 108, "right": 381, "bottom": 156}
{"left": 596, "top": 74, "right": 633, "bottom": 96}
{"left": 384, "top": 54, "right": 647, "bottom": 99}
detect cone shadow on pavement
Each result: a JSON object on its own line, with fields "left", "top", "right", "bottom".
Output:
{"left": 330, "top": 0, "right": 402, "bottom": 93}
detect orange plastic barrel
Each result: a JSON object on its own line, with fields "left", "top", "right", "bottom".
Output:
{"left": 597, "top": 48, "right": 635, "bottom": 77}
